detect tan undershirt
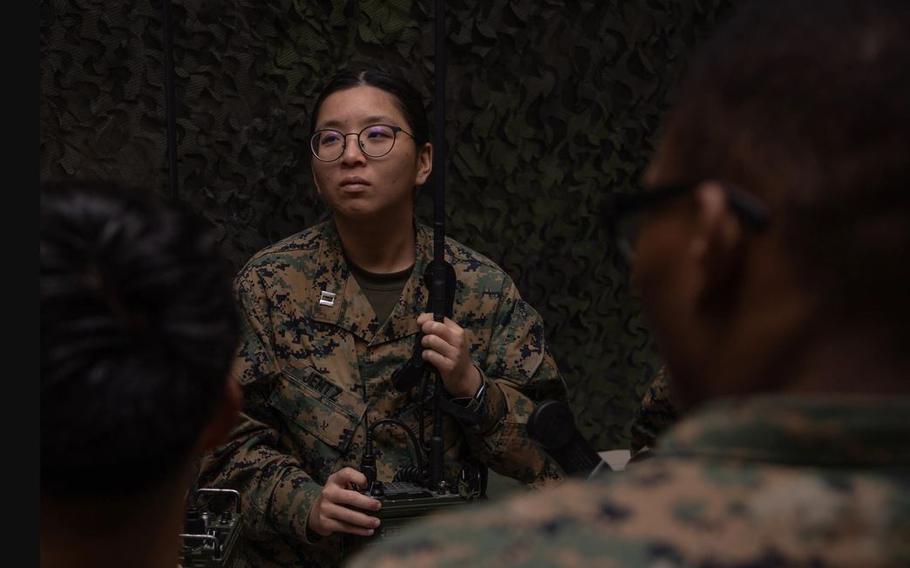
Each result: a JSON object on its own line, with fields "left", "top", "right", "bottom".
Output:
{"left": 348, "top": 261, "right": 414, "bottom": 324}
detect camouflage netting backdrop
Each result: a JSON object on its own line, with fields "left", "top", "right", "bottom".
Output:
{"left": 40, "top": 0, "right": 731, "bottom": 450}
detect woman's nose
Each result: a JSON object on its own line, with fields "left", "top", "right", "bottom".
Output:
{"left": 340, "top": 133, "right": 367, "bottom": 165}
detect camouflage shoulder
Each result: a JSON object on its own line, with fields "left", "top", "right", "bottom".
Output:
{"left": 447, "top": 237, "right": 505, "bottom": 273}
{"left": 236, "top": 222, "right": 328, "bottom": 279}
{"left": 441, "top": 233, "right": 515, "bottom": 294}
{"left": 413, "top": 221, "right": 505, "bottom": 275}
{"left": 346, "top": 473, "right": 657, "bottom": 568}
{"left": 350, "top": 452, "right": 910, "bottom": 567}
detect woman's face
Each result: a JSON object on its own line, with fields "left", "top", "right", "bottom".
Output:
{"left": 311, "top": 85, "right": 432, "bottom": 221}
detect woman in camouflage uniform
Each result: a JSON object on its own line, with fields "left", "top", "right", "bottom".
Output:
{"left": 199, "top": 67, "right": 566, "bottom": 568}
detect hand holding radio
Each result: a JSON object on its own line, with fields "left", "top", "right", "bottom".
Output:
{"left": 307, "top": 467, "right": 382, "bottom": 538}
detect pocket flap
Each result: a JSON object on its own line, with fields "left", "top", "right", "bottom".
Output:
{"left": 269, "top": 366, "right": 365, "bottom": 453}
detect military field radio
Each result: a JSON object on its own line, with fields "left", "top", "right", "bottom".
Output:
{"left": 179, "top": 488, "right": 242, "bottom": 567}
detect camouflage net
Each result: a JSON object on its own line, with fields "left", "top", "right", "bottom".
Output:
{"left": 40, "top": 0, "right": 731, "bottom": 449}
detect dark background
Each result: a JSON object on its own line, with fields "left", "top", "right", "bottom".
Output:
{"left": 40, "top": 0, "right": 732, "bottom": 450}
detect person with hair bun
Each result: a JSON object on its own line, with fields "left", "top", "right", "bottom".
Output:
{"left": 40, "top": 181, "right": 242, "bottom": 568}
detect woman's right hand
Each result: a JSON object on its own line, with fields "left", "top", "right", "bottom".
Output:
{"left": 307, "top": 467, "right": 382, "bottom": 537}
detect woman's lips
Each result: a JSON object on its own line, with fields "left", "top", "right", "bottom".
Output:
{"left": 339, "top": 178, "right": 371, "bottom": 193}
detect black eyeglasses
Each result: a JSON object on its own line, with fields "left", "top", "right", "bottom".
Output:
{"left": 310, "top": 124, "right": 415, "bottom": 162}
{"left": 604, "top": 182, "right": 770, "bottom": 264}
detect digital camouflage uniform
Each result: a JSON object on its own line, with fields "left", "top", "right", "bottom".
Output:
{"left": 349, "top": 395, "right": 910, "bottom": 568}
{"left": 198, "top": 221, "right": 566, "bottom": 568}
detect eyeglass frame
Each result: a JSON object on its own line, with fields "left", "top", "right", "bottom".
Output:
{"left": 604, "top": 181, "right": 771, "bottom": 264}
{"left": 309, "top": 123, "right": 417, "bottom": 162}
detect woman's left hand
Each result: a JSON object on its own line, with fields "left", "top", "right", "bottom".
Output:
{"left": 417, "top": 313, "right": 482, "bottom": 398}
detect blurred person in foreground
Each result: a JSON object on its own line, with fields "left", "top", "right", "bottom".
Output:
{"left": 349, "top": 0, "right": 910, "bottom": 566}
{"left": 40, "top": 181, "right": 242, "bottom": 568}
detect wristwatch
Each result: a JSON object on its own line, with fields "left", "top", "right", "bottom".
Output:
{"left": 451, "top": 367, "right": 486, "bottom": 409}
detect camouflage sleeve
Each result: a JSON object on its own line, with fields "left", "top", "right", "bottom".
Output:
{"left": 460, "top": 277, "right": 567, "bottom": 485}
{"left": 629, "top": 366, "right": 678, "bottom": 459}
{"left": 197, "top": 266, "right": 324, "bottom": 546}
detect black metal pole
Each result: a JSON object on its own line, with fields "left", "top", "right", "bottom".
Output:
{"left": 161, "top": 0, "right": 179, "bottom": 202}
{"left": 431, "top": 0, "right": 447, "bottom": 322}
{"left": 429, "top": 0, "right": 447, "bottom": 490}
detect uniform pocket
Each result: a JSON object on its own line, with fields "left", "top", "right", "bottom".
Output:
{"left": 268, "top": 366, "right": 365, "bottom": 454}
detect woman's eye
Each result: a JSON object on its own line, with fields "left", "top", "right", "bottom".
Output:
{"left": 320, "top": 132, "right": 341, "bottom": 145}
{"left": 364, "top": 126, "right": 393, "bottom": 139}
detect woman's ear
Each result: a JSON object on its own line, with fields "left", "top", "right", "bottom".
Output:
{"left": 414, "top": 142, "right": 433, "bottom": 186}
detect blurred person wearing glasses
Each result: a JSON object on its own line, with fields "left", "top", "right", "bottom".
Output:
{"left": 349, "top": 1, "right": 910, "bottom": 566}
{"left": 197, "top": 65, "right": 566, "bottom": 568}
